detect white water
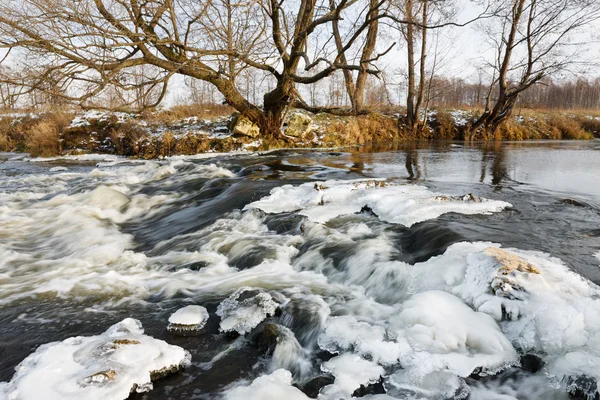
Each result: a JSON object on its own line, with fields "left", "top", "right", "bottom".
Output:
{"left": 1, "top": 154, "right": 600, "bottom": 399}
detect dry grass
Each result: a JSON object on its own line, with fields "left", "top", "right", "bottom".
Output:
{"left": 147, "top": 104, "right": 233, "bottom": 124}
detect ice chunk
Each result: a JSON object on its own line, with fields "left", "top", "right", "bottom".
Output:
{"left": 387, "top": 290, "right": 517, "bottom": 396}
{"left": 223, "top": 369, "right": 310, "bottom": 400}
{"left": 320, "top": 354, "right": 385, "bottom": 396}
{"left": 216, "top": 287, "right": 279, "bottom": 335}
{"left": 0, "top": 318, "right": 190, "bottom": 400}
{"left": 167, "top": 305, "right": 209, "bottom": 333}
{"left": 245, "top": 179, "right": 511, "bottom": 227}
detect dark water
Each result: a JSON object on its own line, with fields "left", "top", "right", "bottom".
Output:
{"left": 0, "top": 140, "right": 599, "bottom": 399}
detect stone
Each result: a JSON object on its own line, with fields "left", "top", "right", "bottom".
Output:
{"left": 295, "top": 374, "right": 335, "bottom": 398}
{"left": 485, "top": 247, "right": 540, "bottom": 275}
{"left": 285, "top": 112, "right": 313, "bottom": 137}
{"left": 229, "top": 113, "right": 260, "bottom": 138}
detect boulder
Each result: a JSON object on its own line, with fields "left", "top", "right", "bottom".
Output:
{"left": 229, "top": 113, "right": 260, "bottom": 138}
{"left": 285, "top": 113, "right": 313, "bottom": 137}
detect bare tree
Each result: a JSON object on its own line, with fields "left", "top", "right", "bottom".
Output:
{"left": 472, "top": 0, "right": 600, "bottom": 135}
{"left": 0, "top": 0, "right": 389, "bottom": 138}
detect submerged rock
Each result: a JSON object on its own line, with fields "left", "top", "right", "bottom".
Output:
{"left": 0, "top": 318, "right": 190, "bottom": 400}
{"left": 216, "top": 287, "right": 279, "bottom": 335}
{"left": 295, "top": 374, "right": 335, "bottom": 398}
{"left": 229, "top": 113, "right": 260, "bottom": 138}
{"left": 167, "top": 305, "right": 210, "bottom": 335}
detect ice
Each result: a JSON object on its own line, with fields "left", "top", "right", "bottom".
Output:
{"left": 223, "top": 369, "right": 310, "bottom": 400}
{"left": 388, "top": 291, "right": 517, "bottom": 388}
{"left": 320, "top": 354, "right": 385, "bottom": 396}
{"left": 216, "top": 287, "right": 280, "bottom": 334}
{"left": 245, "top": 179, "right": 511, "bottom": 227}
{"left": 318, "top": 316, "right": 404, "bottom": 366}
{"left": 0, "top": 318, "right": 190, "bottom": 400}
{"left": 167, "top": 305, "right": 209, "bottom": 332}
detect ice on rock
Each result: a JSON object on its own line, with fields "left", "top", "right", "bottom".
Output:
{"left": 318, "top": 316, "right": 405, "bottom": 366}
{"left": 386, "top": 291, "right": 518, "bottom": 397}
{"left": 320, "top": 354, "right": 385, "bottom": 396}
{"left": 167, "top": 305, "right": 209, "bottom": 333}
{"left": 86, "top": 185, "right": 131, "bottom": 210}
{"left": 223, "top": 369, "right": 310, "bottom": 400}
{"left": 216, "top": 287, "right": 279, "bottom": 335}
{"left": 244, "top": 179, "right": 511, "bottom": 227}
{"left": 0, "top": 318, "right": 190, "bottom": 400}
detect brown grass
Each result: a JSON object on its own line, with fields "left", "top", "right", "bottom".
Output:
{"left": 147, "top": 104, "right": 233, "bottom": 124}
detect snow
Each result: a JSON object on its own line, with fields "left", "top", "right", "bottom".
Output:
{"left": 448, "top": 110, "right": 471, "bottom": 127}
{"left": 216, "top": 287, "right": 279, "bottom": 335}
{"left": 245, "top": 179, "right": 511, "bottom": 227}
{"left": 0, "top": 318, "right": 190, "bottom": 400}
{"left": 223, "top": 369, "right": 310, "bottom": 400}
{"left": 168, "top": 305, "right": 209, "bottom": 331}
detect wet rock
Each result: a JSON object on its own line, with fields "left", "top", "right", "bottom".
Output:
{"left": 251, "top": 322, "right": 281, "bottom": 354}
{"left": 434, "top": 193, "right": 481, "bottom": 202}
{"left": 280, "top": 294, "right": 330, "bottom": 348}
{"left": 295, "top": 374, "right": 335, "bottom": 398}
{"left": 567, "top": 375, "right": 599, "bottom": 400}
{"left": 559, "top": 198, "right": 589, "bottom": 208}
{"left": 352, "top": 376, "right": 386, "bottom": 397}
{"left": 229, "top": 113, "right": 260, "bottom": 138}
{"left": 285, "top": 113, "right": 313, "bottom": 137}
{"left": 520, "top": 353, "right": 544, "bottom": 373}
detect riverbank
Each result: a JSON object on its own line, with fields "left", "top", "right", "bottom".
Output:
{"left": 1, "top": 106, "right": 599, "bottom": 158}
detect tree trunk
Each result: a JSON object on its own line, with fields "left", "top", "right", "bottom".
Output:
{"left": 405, "top": 0, "right": 416, "bottom": 130}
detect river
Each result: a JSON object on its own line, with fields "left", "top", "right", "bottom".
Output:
{"left": 1, "top": 140, "right": 599, "bottom": 400}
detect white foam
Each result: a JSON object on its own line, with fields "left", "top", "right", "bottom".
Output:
{"left": 216, "top": 287, "right": 279, "bottom": 335}
{"left": 0, "top": 318, "right": 190, "bottom": 400}
{"left": 245, "top": 179, "right": 511, "bottom": 226}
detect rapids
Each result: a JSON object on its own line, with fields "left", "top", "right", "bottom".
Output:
{"left": 1, "top": 140, "right": 600, "bottom": 399}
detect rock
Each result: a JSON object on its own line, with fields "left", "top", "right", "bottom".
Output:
{"left": 251, "top": 322, "right": 282, "bottom": 353}
{"left": 352, "top": 376, "right": 386, "bottom": 397}
{"left": 167, "top": 305, "right": 210, "bottom": 335}
{"left": 295, "top": 374, "right": 335, "bottom": 398}
{"left": 485, "top": 247, "right": 540, "bottom": 301}
{"left": 229, "top": 113, "right": 260, "bottom": 138}
{"left": 485, "top": 247, "right": 540, "bottom": 275}
{"left": 520, "top": 353, "right": 544, "bottom": 373}
{"left": 285, "top": 113, "right": 313, "bottom": 137}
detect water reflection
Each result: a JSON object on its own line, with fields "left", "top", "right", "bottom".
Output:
{"left": 480, "top": 141, "right": 508, "bottom": 189}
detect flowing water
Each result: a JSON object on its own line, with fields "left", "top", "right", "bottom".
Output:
{"left": 1, "top": 140, "right": 600, "bottom": 400}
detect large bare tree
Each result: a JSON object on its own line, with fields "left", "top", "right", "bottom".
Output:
{"left": 0, "top": 0, "right": 386, "bottom": 137}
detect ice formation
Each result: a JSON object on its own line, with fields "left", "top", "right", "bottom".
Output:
{"left": 216, "top": 287, "right": 279, "bottom": 334}
{"left": 0, "top": 318, "right": 190, "bottom": 400}
{"left": 223, "top": 369, "right": 310, "bottom": 400}
{"left": 167, "top": 305, "right": 209, "bottom": 333}
{"left": 320, "top": 354, "right": 385, "bottom": 396}
{"left": 245, "top": 179, "right": 511, "bottom": 226}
